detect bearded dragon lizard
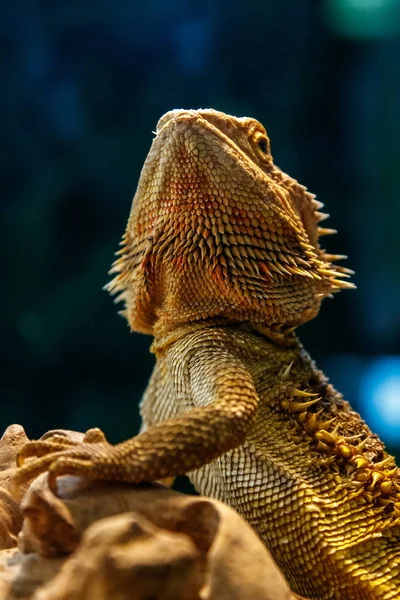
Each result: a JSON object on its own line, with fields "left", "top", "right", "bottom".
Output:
{"left": 15, "top": 109, "right": 400, "bottom": 599}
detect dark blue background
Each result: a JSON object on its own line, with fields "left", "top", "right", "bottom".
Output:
{"left": 2, "top": 1, "right": 399, "bottom": 472}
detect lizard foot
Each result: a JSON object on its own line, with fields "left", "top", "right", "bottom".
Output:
{"left": 17, "top": 428, "right": 109, "bottom": 464}
{"left": 14, "top": 428, "right": 112, "bottom": 494}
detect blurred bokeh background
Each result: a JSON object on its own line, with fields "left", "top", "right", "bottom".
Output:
{"left": 1, "top": 0, "right": 400, "bottom": 486}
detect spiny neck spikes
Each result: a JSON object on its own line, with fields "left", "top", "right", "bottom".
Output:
{"left": 106, "top": 109, "right": 355, "bottom": 339}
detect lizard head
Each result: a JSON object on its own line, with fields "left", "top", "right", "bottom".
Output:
{"left": 107, "top": 109, "right": 354, "bottom": 341}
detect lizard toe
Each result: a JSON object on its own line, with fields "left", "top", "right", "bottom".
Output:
{"left": 16, "top": 441, "right": 77, "bottom": 466}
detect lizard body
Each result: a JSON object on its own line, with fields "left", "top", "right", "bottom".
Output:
{"left": 16, "top": 109, "right": 400, "bottom": 599}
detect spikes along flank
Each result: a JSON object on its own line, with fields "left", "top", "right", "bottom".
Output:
{"left": 355, "top": 436, "right": 371, "bottom": 453}
{"left": 387, "top": 467, "right": 398, "bottom": 478}
{"left": 337, "top": 444, "right": 353, "bottom": 459}
{"left": 315, "top": 440, "right": 331, "bottom": 454}
{"left": 380, "top": 481, "right": 393, "bottom": 495}
{"left": 354, "top": 469, "right": 372, "bottom": 483}
{"left": 314, "top": 430, "right": 338, "bottom": 446}
{"left": 351, "top": 481, "right": 366, "bottom": 491}
{"left": 319, "top": 417, "right": 336, "bottom": 431}
{"left": 284, "top": 398, "right": 321, "bottom": 413}
{"left": 344, "top": 462, "right": 356, "bottom": 477}
{"left": 344, "top": 433, "right": 364, "bottom": 442}
{"left": 377, "top": 497, "right": 393, "bottom": 506}
{"left": 281, "top": 361, "right": 294, "bottom": 381}
{"left": 304, "top": 413, "right": 320, "bottom": 434}
{"left": 331, "top": 423, "right": 341, "bottom": 436}
{"left": 297, "top": 411, "right": 308, "bottom": 424}
{"left": 352, "top": 457, "right": 369, "bottom": 470}
{"left": 373, "top": 456, "right": 394, "bottom": 470}
{"left": 367, "top": 471, "right": 384, "bottom": 490}
{"left": 290, "top": 387, "right": 319, "bottom": 398}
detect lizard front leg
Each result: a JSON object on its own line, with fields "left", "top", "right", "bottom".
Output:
{"left": 13, "top": 359, "right": 258, "bottom": 494}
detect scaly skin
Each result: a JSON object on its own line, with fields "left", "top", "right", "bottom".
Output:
{"left": 15, "top": 110, "right": 400, "bottom": 599}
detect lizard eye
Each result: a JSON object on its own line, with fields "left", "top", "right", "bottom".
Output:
{"left": 251, "top": 130, "right": 270, "bottom": 160}
{"left": 258, "top": 139, "right": 268, "bottom": 153}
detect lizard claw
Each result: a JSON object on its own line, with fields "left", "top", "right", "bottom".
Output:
{"left": 47, "top": 455, "right": 97, "bottom": 493}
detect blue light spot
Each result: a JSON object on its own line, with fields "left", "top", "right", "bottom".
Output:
{"left": 361, "top": 357, "right": 400, "bottom": 445}
{"left": 325, "top": 0, "right": 400, "bottom": 39}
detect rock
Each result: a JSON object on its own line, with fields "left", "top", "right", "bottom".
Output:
{"left": 0, "top": 425, "right": 307, "bottom": 599}
{"left": 17, "top": 475, "right": 300, "bottom": 599}
{"left": 0, "top": 425, "right": 30, "bottom": 549}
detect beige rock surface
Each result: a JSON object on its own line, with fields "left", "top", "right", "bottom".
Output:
{"left": 32, "top": 513, "right": 206, "bottom": 600}
{"left": 0, "top": 425, "right": 29, "bottom": 549}
{"left": 0, "top": 426, "right": 307, "bottom": 599}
